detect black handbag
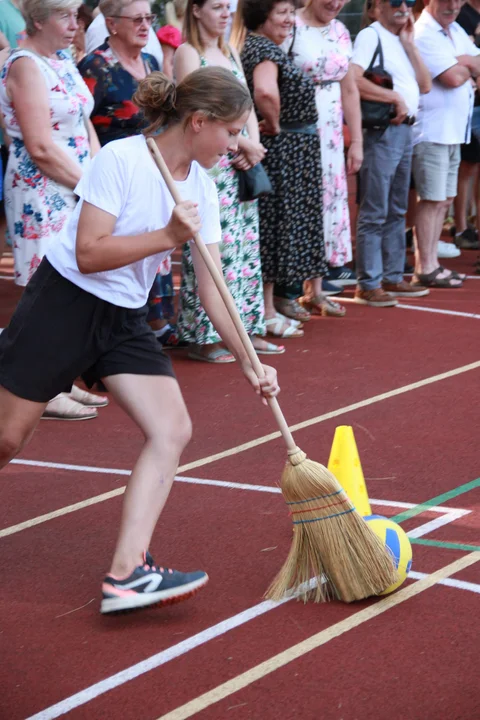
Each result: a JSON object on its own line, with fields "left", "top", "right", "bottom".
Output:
{"left": 237, "top": 163, "right": 273, "bottom": 202}
{"left": 361, "top": 32, "right": 395, "bottom": 130}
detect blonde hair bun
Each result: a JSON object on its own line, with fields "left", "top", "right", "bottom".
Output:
{"left": 133, "top": 72, "right": 178, "bottom": 125}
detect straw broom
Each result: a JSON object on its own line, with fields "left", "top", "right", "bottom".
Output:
{"left": 147, "top": 138, "right": 398, "bottom": 603}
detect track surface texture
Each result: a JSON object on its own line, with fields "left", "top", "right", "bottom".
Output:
{"left": 0, "top": 237, "right": 479, "bottom": 720}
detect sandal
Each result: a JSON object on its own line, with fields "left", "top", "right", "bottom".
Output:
{"left": 438, "top": 266, "right": 467, "bottom": 282}
{"left": 69, "top": 384, "right": 109, "bottom": 408}
{"left": 265, "top": 316, "right": 304, "bottom": 338}
{"left": 275, "top": 312, "right": 303, "bottom": 329}
{"left": 253, "top": 339, "right": 286, "bottom": 355}
{"left": 188, "top": 345, "right": 236, "bottom": 363}
{"left": 273, "top": 297, "right": 312, "bottom": 322}
{"left": 299, "top": 295, "right": 346, "bottom": 318}
{"left": 42, "top": 393, "right": 98, "bottom": 421}
{"left": 413, "top": 268, "right": 463, "bottom": 288}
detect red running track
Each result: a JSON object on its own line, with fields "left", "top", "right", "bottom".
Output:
{"left": 0, "top": 246, "right": 479, "bottom": 719}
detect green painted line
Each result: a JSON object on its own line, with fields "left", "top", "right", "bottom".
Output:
{"left": 391, "top": 477, "right": 480, "bottom": 524}
{"left": 411, "top": 538, "right": 480, "bottom": 553}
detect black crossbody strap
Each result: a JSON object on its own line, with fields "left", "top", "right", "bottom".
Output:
{"left": 366, "top": 28, "right": 384, "bottom": 72}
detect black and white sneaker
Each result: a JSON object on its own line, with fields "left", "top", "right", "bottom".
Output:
{"left": 101, "top": 552, "right": 208, "bottom": 614}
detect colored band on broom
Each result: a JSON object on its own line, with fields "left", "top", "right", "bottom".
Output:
{"left": 147, "top": 138, "right": 398, "bottom": 604}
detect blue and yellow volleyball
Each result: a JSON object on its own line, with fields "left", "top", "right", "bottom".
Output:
{"left": 364, "top": 515, "right": 413, "bottom": 594}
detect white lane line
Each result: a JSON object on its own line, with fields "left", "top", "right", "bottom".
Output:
{"left": 26, "top": 555, "right": 480, "bottom": 720}
{"left": 406, "top": 509, "right": 470, "bottom": 539}
{"left": 339, "top": 297, "right": 480, "bottom": 319}
{"left": 8, "top": 459, "right": 470, "bottom": 514}
{"left": 25, "top": 596, "right": 293, "bottom": 720}
{"left": 409, "top": 570, "right": 480, "bottom": 594}
{"left": 397, "top": 304, "right": 480, "bottom": 320}
{"left": 157, "top": 553, "right": 480, "bottom": 720}
{"left": 2, "top": 460, "right": 469, "bottom": 539}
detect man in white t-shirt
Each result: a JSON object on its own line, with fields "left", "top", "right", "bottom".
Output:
{"left": 85, "top": 9, "right": 164, "bottom": 68}
{"left": 351, "top": 0, "right": 431, "bottom": 307}
{"left": 412, "top": 0, "right": 480, "bottom": 288}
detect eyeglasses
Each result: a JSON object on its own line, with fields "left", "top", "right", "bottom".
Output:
{"left": 111, "top": 14, "right": 157, "bottom": 26}
{"left": 389, "top": 0, "right": 416, "bottom": 6}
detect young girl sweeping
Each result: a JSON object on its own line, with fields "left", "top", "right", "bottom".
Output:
{"left": 0, "top": 66, "right": 280, "bottom": 614}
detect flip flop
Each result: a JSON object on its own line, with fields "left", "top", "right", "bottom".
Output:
{"left": 69, "top": 384, "right": 109, "bottom": 407}
{"left": 41, "top": 393, "right": 99, "bottom": 421}
{"left": 188, "top": 346, "right": 236, "bottom": 363}
{"left": 254, "top": 341, "right": 286, "bottom": 355}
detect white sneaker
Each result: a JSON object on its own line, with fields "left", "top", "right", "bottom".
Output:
{"left": 437, "top": 240, "right": 461, "bottom": 258}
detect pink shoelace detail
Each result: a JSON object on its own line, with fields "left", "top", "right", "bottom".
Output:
{"left": 143, "top": 563, "right": 173, "bottom": 574}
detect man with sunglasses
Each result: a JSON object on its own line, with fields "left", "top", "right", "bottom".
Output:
{"left": 412, "top": 0, "right": 480, "bottom": 288}
{"left": 351, "top": 0, "right": 431, "bottom": 307}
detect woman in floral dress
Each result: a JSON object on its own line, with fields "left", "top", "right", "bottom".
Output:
{"left": 285, "top": 0, "right": 363, "bottom": 289}
{"left": 79, "top": 1, "right": 178, "bottom": 345}
{"left": 0, "top": 0, "right": 107, "bottom": 420}
{"left": 240, "top": 0, "right": 340, "bottom": 321}
{"left": 174, "top": 0, "right": 286, "bottom": 363}
{"left": 1, "top": 50, "right": 94, "bottom": 286}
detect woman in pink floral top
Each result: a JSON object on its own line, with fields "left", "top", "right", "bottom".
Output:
{"left": 283, "top": 0, "right": 363, "bottom": 291}
{"left": 0, "top": 0, "right": 106, "bottom": 421}
{"left": 0, "top": 1, "right": 99, "bottom": 288}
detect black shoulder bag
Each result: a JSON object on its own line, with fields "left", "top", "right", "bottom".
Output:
{"left": 361, "top": 32, "right": 395, "bottom": 130}
{"left": 229, "top": 44, "right": 273, "bottom": 202}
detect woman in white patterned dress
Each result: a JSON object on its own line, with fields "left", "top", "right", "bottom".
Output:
{"left": 0, "top": 0, "right": 106, "bottom": 419}
{"left": 284, "top": 0, "right": 363, "bottom": 297}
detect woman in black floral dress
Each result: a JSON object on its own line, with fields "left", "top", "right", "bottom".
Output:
{"left": 239, "top": 0, "right": 345, "bottom": 325}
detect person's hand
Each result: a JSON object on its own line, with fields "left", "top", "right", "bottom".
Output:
{"left": 456, "top": 54, "right": 473, "bottom": 69}
{"left": 259, "top": 119, "right": 280, "bottom": 136}
{"left": 399, "top": 12, "right": 415, "bottom": 50}
{"left": 242, "top": 363, "right": 280, "bottom": 405}
{"left": 232, "top": 150, "right": 253, "bottom": 171}
{"left": 347, "top": 140, "right": 363, "bottom": 174}
{"left": 390, "top": 93, "right": 409, "bottom": 125}
{"left": 166, "top": 201, "right": 201, "bottom": 247}
{"left": 241, "top": 138, "right": 267, "bottom": 166}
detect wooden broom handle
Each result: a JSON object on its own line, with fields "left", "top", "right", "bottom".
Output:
{"left": 147, "top": 138, "right": 298, "bottom": 454}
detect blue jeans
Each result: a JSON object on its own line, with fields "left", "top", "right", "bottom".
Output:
{"left": 356, "top": 124, "right": 413, "bottom": 290}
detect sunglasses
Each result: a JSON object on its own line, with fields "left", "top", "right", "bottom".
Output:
{"left": 389, "top": 0, "right": 416, "bottom": 6}
{"left": 111, "top": 14, "right": 157, "bottom": 26}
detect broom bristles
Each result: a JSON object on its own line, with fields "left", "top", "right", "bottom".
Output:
{"left": 265, "top": 450, "right": 398, "bottom": 603}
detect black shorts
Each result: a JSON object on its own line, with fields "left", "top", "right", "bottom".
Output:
{"left": 0, "top": 259, "right": 175, "bottom": 402}
{"left": 461, "top": 135, "right": 480, "bottom": 164}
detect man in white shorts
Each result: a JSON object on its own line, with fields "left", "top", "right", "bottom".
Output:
{"left": 413, "top": 0, "right": 480, "bottom": 288}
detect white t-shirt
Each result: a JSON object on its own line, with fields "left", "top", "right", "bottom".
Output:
{"left": 352, "top": 21, "right": 420, "bottom": 117}
{"left": 414, "top": 10, "right": 480, "bottom": 145}
{"left": 85, "top": 13, "right": 164, "bottom": 69}
{"left": 47, "top": 135, "right": 221, "bottom": 308}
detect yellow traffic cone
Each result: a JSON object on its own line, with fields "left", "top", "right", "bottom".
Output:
{"left": 327, "top": 426, "right": 372, "bottom": 516}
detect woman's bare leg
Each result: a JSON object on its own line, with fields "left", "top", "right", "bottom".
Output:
{"left": 102, "top": 373, "right": 192, "bottom": 577}
{"left": 0, "top": 386, "right": 47, "bottom": 467}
